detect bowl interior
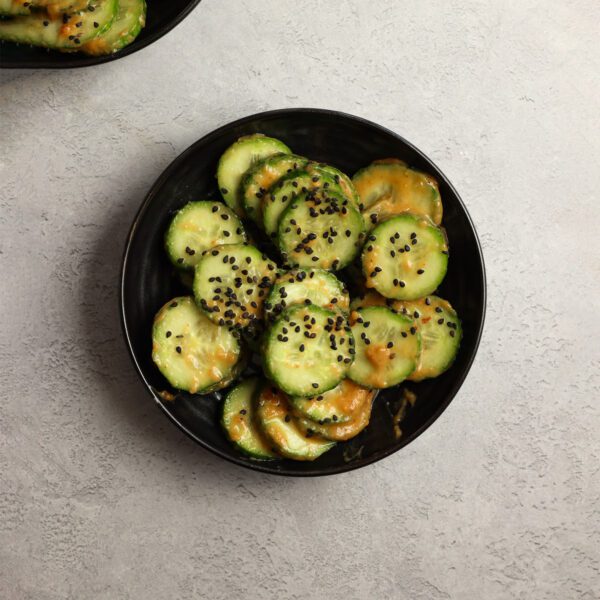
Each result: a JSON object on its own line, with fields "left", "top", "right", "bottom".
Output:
{"left": 121, "top": 109, "right": 485, "bottom": 476}
{"left": 0, "top": 0, "right": 201, "bottom": 69}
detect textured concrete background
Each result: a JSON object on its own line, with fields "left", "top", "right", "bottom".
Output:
{"left": 1, "top": 1, "right": 599, "bottom": 598}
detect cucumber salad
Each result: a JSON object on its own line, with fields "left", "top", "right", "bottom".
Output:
{"left": 0, "top": 0, "right": 146, "bottom": 55}
{"left": 151, "top": 134, "right": 462, "bottom": 462}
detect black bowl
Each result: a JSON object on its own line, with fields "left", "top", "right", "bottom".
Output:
{"left": 121, "top": 108, "right": 486, "bottom": 476}
{"left": 0, "top": 0, "right": 201, "bottom": 69}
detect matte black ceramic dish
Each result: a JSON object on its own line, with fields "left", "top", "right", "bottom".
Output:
{"left": 121, "top": 108, "right": 486, "bottom": 476}
{"left": 0, "top": 0, "right": 201, "bottom": 69}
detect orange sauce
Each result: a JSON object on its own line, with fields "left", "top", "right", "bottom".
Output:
{"left": 229, "top": 414, "right": 248, "bottom": 442}
{"left": 313, "top": 392, "right": 374, "bottom": 441}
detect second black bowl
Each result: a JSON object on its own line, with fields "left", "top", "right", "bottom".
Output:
{"left": 121, "top": 108, "right": 486, "bottom": 476}
{"left": 0, "top": 0, "right": 202, "bottom": 69}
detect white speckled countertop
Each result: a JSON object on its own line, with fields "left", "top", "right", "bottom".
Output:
{"left": 1, "top": 1, "right": 599, "bottom": 598}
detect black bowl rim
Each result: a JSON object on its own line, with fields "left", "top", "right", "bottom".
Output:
{"left": 120, "top": 107, "right": 487, "bottom": 477}
{"left": 0, "top": 0, "right": 202, "bottom": 69}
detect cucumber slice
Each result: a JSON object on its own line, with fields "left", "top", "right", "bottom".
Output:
{"left": 278, "top": 191, "right": 365, "bottom": 271}
{"left": 314, "top": 163, "right": 360, "bottom": 208}
{"left": 0, "top": 1, "right": 30, "bottom": 15}
{"left": 165, "top": 201, "right": 246, "bottom": 270}
{"left": 201, "top": 351, "right": 247, "bottom": 394}
{"left": 241, "top": 154, "right": 308, "bottom": 224}
{"left": 362, "top": 214, "right": 448, "bottom": 300}
{"left": 152, "top": 296, "right": 243, "bottom": 394}
{"left": 264, "top": 304, "right": 354, "bottom": 397}
{"left": 221, "top": 377, "right": 278, "bottom": 459}
{"left": 293, "top": 389, "right": 375, "bottom": 441}
{"left": 264, "top": 268, "right": 349, "bottom": 322}
{"left": 193, "top": 243, "right": 277, "bottom": 329}
{"left": 353, "top": 161, "right": 443, "bottom": 230}
{"left": 217, "top": 135, "right": 291, "bottom": 217}
{"left": 395, "top": 296, "right": 462, "bottom": 381}
{"left": 262, "top": 168, "right": 339, "bottom": 238}
{"left": 26, "top": 0, "right": 88, "bottom": 11}
{"left": 81, "top": 0, "right": 146, "bottom": 55}
{"left": 347, "top": 306, "right": 420, "bottom": 389}
{"left": 289, "top": 379, "right": 371, "bottom": 424}
{"left": 0, "top": 0, "right": 117, "bottom": 49}
{"left": 350, "top": 290, "right": 390, "bottom": 310}
{"left": 256, "top": 385, "right": 335, "bottom": 460}
{"left": 0, "top": 0, "right": 86, "bottom": 16}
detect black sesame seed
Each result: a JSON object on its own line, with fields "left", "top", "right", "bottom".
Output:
{"left": 175, "top": 346, "right": 182, "bottom": 354}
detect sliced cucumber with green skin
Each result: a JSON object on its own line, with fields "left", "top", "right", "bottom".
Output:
{"left": 278, "top": 191, "right": 365, "bottom": 271}
{"left": 193, "top": 243, "right": 277, "bottom": 329}
{"left": 264, "top": 268, "right": 349, "bottom": 322}
{"left": 23, "top": 0, "right": 89, "bottom": 12}
{"left": 362, "top": 213, "right": 448, "bottom": 300}
{"left": 293, "top": 389, "right": 375, "bottom": 441}
{"left": 222, "top": 377, "right": 278, "bottom": 459}
{"left": 289, "top": 378, "right": 371, "bottom": 424}
{"left": 0, "top": 0, "right": 117, "bottom": 49}
{"left": 81, "top": 0, "right": 146, "bottom": 56}
{"left": 217, "top": 135, "right": 291, "bottom": 217}
{"left": 353, "top": 161, "right": 443, "bottom": 231}
{"left": 350, "top": 290, "right": 390, "bottom": 310}
{"left": 264, "top": 304, "right": 354, "bottom": 397}
{"left": 0, "top": 0, "right": 86, "bottom": 16}
{"left": 201, "top": 351, "right": 247, "bottom": 394}
{"left": 241, "top": 154, "right": 308, "bottom": 224}
{"left": 256, "top": 385, "right": 335, "bottom": 460}
{"left": 395, "top": 295, "right": 462, "bottom": 381}
{"left": 165, "top": 201, "right": 246, "bottom": 270}
{"left": 347, "top": 306, "right": 420, "bottom": 389}
{"left": 262, "top": 168, "right": 340, "bottom": 238}
{"left": 0, "top": 1, "right": 30, "bottom": 15}
{"left": 152, "top": 296, "right": 243, "bottom": 394}
{"left": 314, "top": 163, "right": 360, "bottom": 209}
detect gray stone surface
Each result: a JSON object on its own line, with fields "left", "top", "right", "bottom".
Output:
{"left": 1, "top": 1, "right": 599, "bottom": 598}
